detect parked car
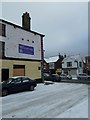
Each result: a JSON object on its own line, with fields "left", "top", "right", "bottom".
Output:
{"left": 67, "top": 75, "right": 72, "bottom": 80}
{"left": 60, "top": 73, "right": 72, "bottom": 80}
{"left": 51, "top": 74, "right": 61, "bottom": 82}
{"left": 1, "top": 76, "right": 37, "bottom": 96}
{"left": 77, "top": 73, "right": 90, "bottom": 80}
{"left": 44, "top": 73, "right": 61, "bottom": 82}
{"left": 44, "top": 73, "right": 52, "bottom": 81}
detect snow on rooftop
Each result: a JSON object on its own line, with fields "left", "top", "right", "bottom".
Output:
{"left": 44, "top": 56, "right": 59, "bottom": 63}
{"left": 63, "top": 54, "right": 84, "bottom": 62}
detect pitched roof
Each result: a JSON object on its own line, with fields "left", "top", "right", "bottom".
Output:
{"left": 63, "top": 54, "right": 83, "bottom": 62}
{"left": 0, "top": 19, "right": 45, "bottom": 37}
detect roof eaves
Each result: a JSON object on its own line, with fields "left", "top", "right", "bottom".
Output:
{"left": 0, "top": 19, "right": 45, "bottom": 37}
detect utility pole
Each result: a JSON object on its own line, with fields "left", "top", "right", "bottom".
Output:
{"left": 41, "top": 36, "right": 45, "bottom": 83}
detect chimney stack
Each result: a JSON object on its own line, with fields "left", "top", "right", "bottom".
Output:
{"left": 22, "top": 12, "right": 31, "bottom": 30}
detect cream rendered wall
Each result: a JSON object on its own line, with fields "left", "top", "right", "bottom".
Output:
{"left": 1, "top": 60, "right": 41, "bottom": 81}
{"left": 26, "top": 62, "right": 41, "bottom": 79}
{"left": 0, "top": 60, "right": 2, "bottom": 67}
{"left": 0, "top": 60, "right": 2, "bottom": 81}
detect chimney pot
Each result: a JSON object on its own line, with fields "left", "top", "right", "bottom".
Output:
{"left": 22, "top": 12, "right": 31, "bottom": 30}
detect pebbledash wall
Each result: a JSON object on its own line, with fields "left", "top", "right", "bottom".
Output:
{"left": 0, "top": 12, "right": 45, "bottom": 82}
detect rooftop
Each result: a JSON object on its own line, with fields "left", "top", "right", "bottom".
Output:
{"left": 0, "top": 19, "right": 45, "bottom": 37}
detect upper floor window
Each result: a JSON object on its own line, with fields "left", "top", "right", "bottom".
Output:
{"left": 67, "top": 62, "right": 72, "bottom": 67}
{"left": 79, "top": 61, "right": 82, "bottom": 67}
{"left": 0, "top": 41, "right": 5, "bottom": 58}
{"left": 0, "top": 23, "right": 6, "bottom": 37}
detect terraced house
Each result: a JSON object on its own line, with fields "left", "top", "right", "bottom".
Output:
{"left": 0, "top": 12, "right": 45, "bottom": 82}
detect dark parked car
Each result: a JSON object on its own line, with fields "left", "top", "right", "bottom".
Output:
{"left": 44, "top": 73, "right": 61, "bottom": 82}
{"left": 51, "top": 74, "right": 61, "bottom": 82}
{"left": 1, "top": 76, "right": 37, "bottom": 96}
{"left": 77, "top": 73, "right": 90, "bottom": 80}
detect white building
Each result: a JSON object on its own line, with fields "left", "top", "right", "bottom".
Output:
{"left": 0, "top": 12, "right": 45, "bottom": 82}
{"left": 62, "top": 54, "right": 83, "bottom": 78}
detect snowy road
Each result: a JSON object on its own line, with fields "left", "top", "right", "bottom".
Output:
{"left": 1, "top": 83, "right": 88, "bottom": 118}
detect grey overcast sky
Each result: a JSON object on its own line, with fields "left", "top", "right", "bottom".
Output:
{"left": 1, "top": 2, "right": 88, "bottom": 57}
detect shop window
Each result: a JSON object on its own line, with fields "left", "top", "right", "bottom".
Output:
{"left": 0, "top": 23, "right": 6, "bottom": 37}
{"left": 13, "top": 65, "right": 25, "bottom": 76}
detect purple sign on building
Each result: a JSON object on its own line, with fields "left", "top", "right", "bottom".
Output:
{"left": 18, "top": 44, "right": 34, "bottom": 55}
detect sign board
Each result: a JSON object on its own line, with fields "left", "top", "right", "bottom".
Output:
{"left": 56, "top": 68, "right": 62, "bottom": 74}
{"left": 18, "top": 44, "right": 34, "bottom": 55}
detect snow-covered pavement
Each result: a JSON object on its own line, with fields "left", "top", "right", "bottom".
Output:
{"left": 1, "top": 83, "right": 88, "bottom": 118}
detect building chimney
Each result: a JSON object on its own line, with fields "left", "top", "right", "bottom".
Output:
{"left": 22, "top": 12, "right": 31, "bottom": 30}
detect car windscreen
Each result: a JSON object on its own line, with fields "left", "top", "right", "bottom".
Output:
{"left": 44, "top": 73, "right": 50, "bottom": 77}
{"left": 6, "top": 78, "right": 14, "bottom": 83}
